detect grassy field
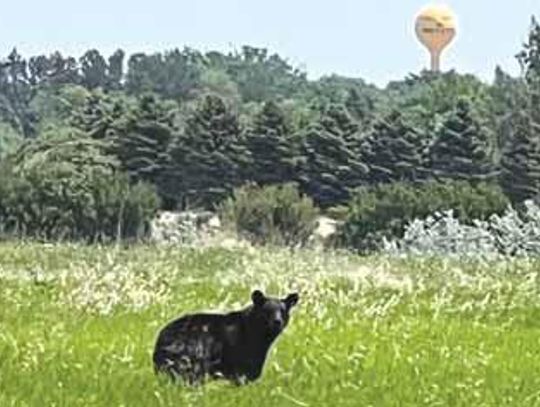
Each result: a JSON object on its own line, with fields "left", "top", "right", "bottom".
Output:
{"left": 1, "top": 243, "right": 540, "bottom": 406}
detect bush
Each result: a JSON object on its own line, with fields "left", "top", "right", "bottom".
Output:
{"left": 0, "top": 134, "right": 159, "bottom": 241}
{"left": 383, "top": 210, "right": 498, "bottom": 258}
{"left": 338, "top": 180, "right": 510, "bottom": 253}
{"left": 90, "top": 174, "right": 160, "bottom": 241}
{"left": 219, "top": 183, "right": 319, "bottom": 247}
{"left": 385, "top": 200, "right": 540, "bottom": 258}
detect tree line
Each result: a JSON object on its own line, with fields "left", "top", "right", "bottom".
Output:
{"left": 1, "top": 17, "right": 540, "bottom": 241}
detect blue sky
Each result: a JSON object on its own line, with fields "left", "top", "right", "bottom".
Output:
{"left": 0, "top": 1, "right": 538, "bottom": 86}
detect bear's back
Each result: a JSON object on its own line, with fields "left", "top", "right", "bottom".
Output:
{"left": 153, "top": 311, "right": 245, "bottom": 381}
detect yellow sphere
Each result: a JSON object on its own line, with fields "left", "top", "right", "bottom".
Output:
{"left": 415, "top": 4, "right": 457, "bottom": 71}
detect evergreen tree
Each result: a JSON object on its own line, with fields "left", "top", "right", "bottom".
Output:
{"left": 245, "top": 101, "right": 297, "bottom": 186}
{"left": 112, "top": 95, "right": 176, "bottom": 204}
{"left": 299, "top": 104, "right": 367, "bottom": 207}
{"left": 71, "top": 91, "right": 127, "bottom": 140}
{"left": 428, "top": 99, "right": 495, "bottom": 183}
{"left": 345, "top": 88, "right": 374, "bottom": 129}
{"left": 517, "top": 17, "right": 540, "bottom": 109}
{"left": 361, "top": 110, "right": 424, "bottom": 185}
{"left": 500, "top": 18, "right": 540, "bottom": 203}
{"left": 491, "top": 66, "right": 527, "bottom": 154}
{"left": 169, "top": 95, "right": 248, "bottom": 208}
{"left": 500, "top": 111, "right": 540, "bottom": 203}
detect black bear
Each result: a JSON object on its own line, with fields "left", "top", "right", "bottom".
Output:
{"left": 153, "top": 290, "right": 299, "bottom": 385}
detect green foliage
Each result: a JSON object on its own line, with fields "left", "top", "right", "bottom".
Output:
{"left": 199, "top": 68, "right": 242, "bottom": 107}
{"left": 27, "top": 51, "right": 80, "bottom": 85}
{"left": 490, "top": 66, "right": 527, "bottom": 154}
{"left": 2, "top": 16, "right": 540, "bottom": 220}
{"left": 299, "top": 104, "right": 367, "bottom": 208}
{"left": 107, "top": 49, "right": 125, "bottom": 91}
{"left": 125, "top": 48, "right": 204, "bottom": 100}
{"left": 219, "top": 183, "right": 318, "bottom": 246}
{"left": 500, "top": 17, "right": 540, "bottom": 204}
{"left": 345, "top": 87, "right": 375, "bottom": 129}
{"left": 91, "top": 174, "right": 160, "bottom": 241}
{"left": 71, "top": 91, "right": 177, "bottom": 206}
{"left": 517, "top": 17, "right": 540, "bottom": 105}
{"left": 245, "top": 101, "right": 297, "bottom": 186}
{"left": 279, "top": 98, "right": 320, "bottom": 131}
{"left": 428, "top": 98, "right": 496, "bottom": 183}
{"left": 71, "top": 90, "right": 132, "bottom": 140}
{"left": 110, "top": 95, "right": 177, "bottom": 204}
{"left": 0, "top": 122, "right": 22, "bottom": 158}
{"left": 0, "top": 49, "right": 38, "bottom": 138}
{"left": 361, "top": 110, "right": 425, "bottom": 184}
{"left": 387, "top": 70, "right": 494, "bottom": 137}
{"left": 0, "top": 134, "right": 159, "bottom": 241}
{"left": 72, "top": 92, "right": 177, "bottom": 181}
{"left": 339, "top": 180, "right": 510, "bottom": 253}
{"left": 169, "top": 95, "right": 248, "bottom": 208}
{"left": 79, "top": 49, "right": 109, "bottom": 90}
{"left": 31, "top": 84, "right": 91, "bottom": 131}
{"left": 500, "top": 110, "right": 540, "bottom": 203}
{"left": 221, "top": 46, "right": 308, "bottom": 103}
{"left": 302, "top": 75, "right": 380, "bottom": 116}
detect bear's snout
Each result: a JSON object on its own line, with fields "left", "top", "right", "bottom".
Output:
{"left": 269, "top": 315, "right": 284, "bottom": 332}
{"left": 271, "top": 318, "right": 282, "bottom": 329}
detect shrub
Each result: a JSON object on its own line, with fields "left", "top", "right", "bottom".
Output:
{"left": 0, "top": 134, "right": 159, "bottom": 241}
{"left": 383, "top": 210, "right": 498, "bottom": 258}
{"left": 90, "top": 174, "right": 160, "bottom": 241}
{"left": 338, "top": 180, "right": 509, "bottom": 253}
{"left": 385, "top": 200, "right": 540, "bottom": 258}
{"left": 219, "top": 183, "right": 319, "bottom": 247}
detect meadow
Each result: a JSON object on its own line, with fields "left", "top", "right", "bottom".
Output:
{"left": 1, "top": 242, "right": 540, "bottom": 406}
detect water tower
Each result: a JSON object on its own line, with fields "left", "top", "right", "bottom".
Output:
{"left": 415, "top": 4, "right": 457, "bottom": 72}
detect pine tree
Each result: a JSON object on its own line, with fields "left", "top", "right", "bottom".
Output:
{"left": 169, "top": 95, "right": 248, "bottom": 208}
{"left": 428, "top": 99, "right": 495, "bottom": 183}
{"left": 245, "top": 101, "right": 297, "bottom": 186}
{"left": 71, "top": 91, "right": 127, "bottom": 140}
{"left": 500, "top": 18, "right": 540, "bottom": 203}
{"left": 517, "top": 17, "right": 540, "bottom": 110}
{"left": 112, "top": 95, "right": 175, "bottom": 204}
{"left": 361, "top": 110, "right": 424, "bottom": 185}
{"left": 345, "top": 88, "right": 374, "bottom": 129}
{"left": 299, "top": 104, "right": 367, "bottom": 207}
{"left": 500, "top": 111, "right": 540, "bottom": 203}
{"left": 491, "top": 66, "right": 527, "bottom": 155}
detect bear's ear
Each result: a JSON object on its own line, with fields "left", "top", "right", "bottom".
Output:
{"left": 284, "top": 293, "right": 299, "bottom": 309}
{"left": 251, "top": 290, "right": 266, "bottom": 307}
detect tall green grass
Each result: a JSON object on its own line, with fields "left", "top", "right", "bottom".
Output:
{"left": 1, "top": 243, "right": 540, "bottom": 406}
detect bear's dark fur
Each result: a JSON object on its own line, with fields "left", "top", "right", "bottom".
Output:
{"left": 153, "top": 290, "right": 299, "bottom": 385}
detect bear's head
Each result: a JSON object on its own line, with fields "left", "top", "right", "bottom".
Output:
{"left": 250, "top": 290, "right": 299, "bottom": 338}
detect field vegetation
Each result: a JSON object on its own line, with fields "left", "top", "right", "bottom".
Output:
{"left": 1, "top": 243, "right": 540, "bottom": 406}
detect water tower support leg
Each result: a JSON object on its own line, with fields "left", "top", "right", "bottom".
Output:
{"left": 431, "top": 50, "right": 441, "bottom": 72}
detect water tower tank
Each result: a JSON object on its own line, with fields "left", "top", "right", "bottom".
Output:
{"left": 415, "top": 4, "right": 457, "bottom": 72}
